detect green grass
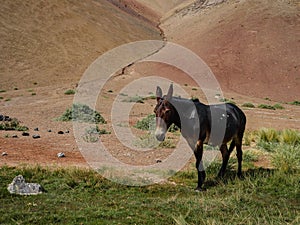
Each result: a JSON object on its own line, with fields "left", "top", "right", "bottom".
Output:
{"left": 0, "top": 164, "right": 299, "bottom": 224}
{"left": 57, "top": 103, "right": 106, "bottom": 124}
{"left": 256, "top": 128, "right": 300, "bottom": 152}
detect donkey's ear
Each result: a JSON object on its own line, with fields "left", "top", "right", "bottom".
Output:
{"left": 156, "top": 86, "right": 162, "bottom": 101}
{"left": 166, "top": 83, "right": 173, "bottom": 100}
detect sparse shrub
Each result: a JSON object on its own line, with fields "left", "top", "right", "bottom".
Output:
{"left": 273, "top": 104, "right": 284, "bottom": 110}
{"left": 31, "top": 92, "right": 36, "bottom": 96}
{"left": 134, "top": 114, "right": 155, "bottom": 130}
{"left": 242, "top": 103, "right": 255, "bottom": 108}
{"left": 134, "top": 133, "right": 175, "bottom": 149}
{"left": 0, "top": 89, "right": 6, "bottom": 93}
{"left": 122, "top": 95, "right": 144, "bottom": 103}
{"left": 58, "top": 103, "right": 106, "bottom": 124}
{"left": 220, "top": 98, "right": 236, "bottom": 105}
{"left": 135, "top": 114, "right": 179, "bottom": 133}
{"left": 258, "top": 104, "right": 276, "bottom": 110}
{"left": 82, "top": 126, "right": 110, "bottom": 143}
{"left": 64, "top": 89, "right": 76, "bottom": 95}
{"left": 288, "top": 100, "right": 300, "bottom": 106}
{"left": 0, "top": 118, "right": 28, "bottom": 131}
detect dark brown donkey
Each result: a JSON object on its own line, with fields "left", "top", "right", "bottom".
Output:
{"left": 154, "top": 84, "right": 246, "bottom": 191}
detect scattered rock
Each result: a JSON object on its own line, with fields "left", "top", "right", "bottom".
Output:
{"left": 57, "top": 152, "right": 65, "bottom": 158}
{"left": 58, "top": 131, "right": 64, "bottom": 134}
{"left": 2, "top": 152, "right": 8, "bottom": 156}
{"left": 47, "top": 129, "right": 52, "bottom": 132}
{"left": 12, "top": 134, "right": 18, "bottom": 138}
{"left": 7, "top": 175, "right": 43, "bottom": 195}
{"left": 32, "top": 134, "right": 40, "bottom": 139}
{"left": 34, "top": 127, "right": 39, "bottom": 131}
{"left": 22, "top": 132, "right": 30, "bottom": 136}
{"left": 65, "top": 130, "right": 70, "bottom": 134}
{"left": 156, "top": 159, "right": 162, "bottom": 163}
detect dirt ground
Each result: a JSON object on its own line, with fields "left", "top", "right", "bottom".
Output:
{"left": 0, "top": 0, "right": 299, "bottom": 169}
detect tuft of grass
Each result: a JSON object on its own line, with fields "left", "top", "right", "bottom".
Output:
{"left": 64, "top": 89, "right": 75, "bottom": 95}
{"left": 57, "top": 103, "right": 106, "bottom": 124}
{"left": 242, "top": 103, "right": 255, "bottom": 108}
{"left": 0, "top": 89, "right": 6, "bottom": 93}
{"left": 0, "top": 118, "right": 28, "bottom": 131}
{"left": 280, "top": 129, "right": 300, "bottom": 146}
{"left": 272, "top": 144, "right": 300, "bottom": 172}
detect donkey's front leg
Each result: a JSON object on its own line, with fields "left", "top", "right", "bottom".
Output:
{"left": 194, "top": 140, "right": 206, "bottom": 191}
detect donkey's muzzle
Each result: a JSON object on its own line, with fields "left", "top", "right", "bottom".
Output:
{"left": 155, "top": 129, "right": 165, "bottom": 142}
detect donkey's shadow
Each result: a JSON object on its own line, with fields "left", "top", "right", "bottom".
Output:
{"left": 204, "top": 167, "right": 274, "bottom": 188}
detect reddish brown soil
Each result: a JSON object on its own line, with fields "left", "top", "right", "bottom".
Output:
{"left": 0, "top": 0, "right": 299, "bottom": 168}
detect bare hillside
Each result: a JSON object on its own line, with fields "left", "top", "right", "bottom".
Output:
{"left": 0, "top": 0, "right": 161, "bottom": 90}
{"left": 161, "top": 0, "right": 300, "bottom": 101}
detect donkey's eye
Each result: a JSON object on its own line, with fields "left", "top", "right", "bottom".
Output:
{"left": 165, "top": 108, "right": 171, "bottom": 114}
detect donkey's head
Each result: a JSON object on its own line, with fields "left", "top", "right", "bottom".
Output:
{"left": 154, "top": 84, "right": 177, "bottom": 141}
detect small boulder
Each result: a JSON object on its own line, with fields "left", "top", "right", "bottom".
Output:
{"left": 57, "top": 152, "right": 65, "bottom": 158}
{"left": 2, "top": 152, "right": 8, "bottom": 156}
{"left": 22, "top": 132, "right": 30, "bottom": 136}
{"left": 32, "top": 134, "right": 40, "bottom": 139}
{"left": 58, "top": 131, "right": 64, "bottom": 134}
{"left": 7, "top": 175, "right": 43, "bottom": 195}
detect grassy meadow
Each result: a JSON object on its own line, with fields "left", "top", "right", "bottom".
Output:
{"left": 0, "top": 128, "right": 299, "bottom": 224}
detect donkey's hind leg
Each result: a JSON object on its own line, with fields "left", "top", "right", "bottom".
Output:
{"left": 218, "top": 141, "right": 235, "bottom": 178}
{"left": 235, "top": 138, "right": 243, "bottom": 178}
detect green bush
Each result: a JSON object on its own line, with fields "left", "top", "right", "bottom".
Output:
{"left": 0, "top": 118, "right": 28, "bottom": 131}
{"left": 135, "top": 114, "right": 179, "bottom": 132}
{"left": 58, "top": 103, "right": 106, "bottom": 124}
{"left": 64, "top": 89, "right": 76, "bottom": 95}
{"left": 134, "top": 114, "right": 155, "bottom": 130}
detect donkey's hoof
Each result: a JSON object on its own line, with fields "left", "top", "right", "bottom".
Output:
{"left": 237, "top": 173, "right": 244, "bottom": 180}
{"left": 195, "top": 187, "right": 206, "bottom": 192}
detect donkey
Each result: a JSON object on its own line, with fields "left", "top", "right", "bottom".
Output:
{"left": 154, "top": 84, "right": 246, "bottom": 191}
